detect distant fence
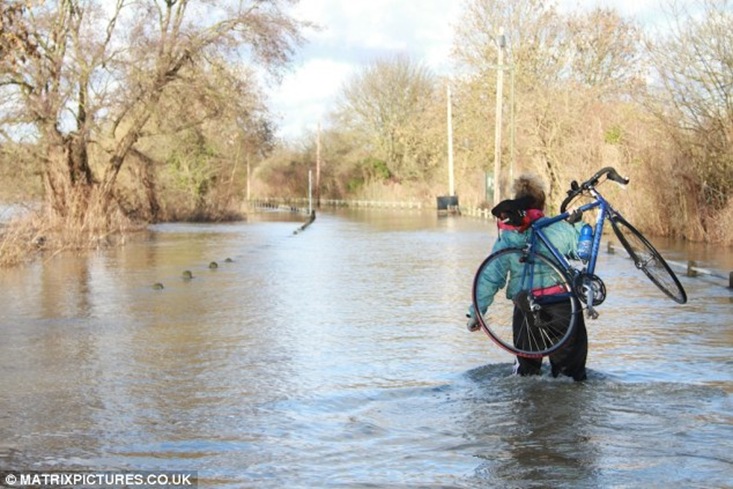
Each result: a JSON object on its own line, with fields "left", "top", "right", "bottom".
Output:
{"left": 681, "top": 260, "right": 733, "bottom": 287}
{"left": 248, "top": 198, "right": 424, "bottom": 211}
{"left": 247, "top": 198, "right": 499, "bottom": 214}
{"left": 320, "top": 198, "right": 424, "bottom": 210}
{"left": 461, "top": 206, "right": 494, "bottom": 219}
{"left": 246, "top": 197, "right": 500, "bottom": 214}
{"left": 248, "top": 200, "right": 312, "bottom": 215}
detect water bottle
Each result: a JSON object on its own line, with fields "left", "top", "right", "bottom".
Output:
{"left": 577, "top": 224, "right": 593, "bottom": 262}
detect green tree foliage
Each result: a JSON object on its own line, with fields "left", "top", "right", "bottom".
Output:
{"left": 167, "top": 131, "right": 218, "bottom": 212}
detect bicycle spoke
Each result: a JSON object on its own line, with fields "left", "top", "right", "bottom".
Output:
{"left": 610, "top": 215, "right": 687, "bottom": 304}
{"left": 473, "top": 248, "right": 579, "bottom": 357}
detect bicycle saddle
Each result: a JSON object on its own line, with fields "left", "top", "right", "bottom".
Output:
{"left": 491, "top": 196, "right": 534, "bottom": 226}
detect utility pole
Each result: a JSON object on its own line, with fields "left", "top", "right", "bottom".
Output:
{"left": 510, "top": 66, "right": 515, "bottom": 185}
{"left": 493, "top": 28, "right": 505, "bottom": 206}
{"left": 447, "top": 84, "right": 455, "bottom": 196}
{"left": 316, "top": 121, "right": 321, "bottom": 208}
{"left": 308, "top": 169, "right": 312, "bottom": 216}
{"left": 246, "top": 157, "right": 251, "bottom": 202}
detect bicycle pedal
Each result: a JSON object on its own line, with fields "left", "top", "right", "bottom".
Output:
{"left": 586, "top": 309, "right": 600, "bottom": 320}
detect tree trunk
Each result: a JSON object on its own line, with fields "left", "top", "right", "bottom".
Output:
{"left": 131, "top": 148, "right": 161, "bottom": 222}
{"left": 42, "top": 129, "right": 95, "bottom": 223}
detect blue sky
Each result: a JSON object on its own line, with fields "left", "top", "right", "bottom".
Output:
{"left": 268, "top": 0, "right": 662, "bottom": 141}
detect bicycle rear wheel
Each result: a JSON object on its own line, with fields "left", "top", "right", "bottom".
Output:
{"left": 609, "top": 214, "right": 687, "bottom": 304}
{"left": 472, "top": 248, "right": 579, "bottom": 358}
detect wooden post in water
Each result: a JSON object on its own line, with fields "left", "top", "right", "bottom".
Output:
{"left": 605, "top": 240, "right": 733, "bottom": 289}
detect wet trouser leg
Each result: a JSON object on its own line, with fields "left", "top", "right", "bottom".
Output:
{"left": 512, "top": 299, "right": 588, "bottom": 381}
{"left": 549, "top": 307, "right": 587, "bottom": 381}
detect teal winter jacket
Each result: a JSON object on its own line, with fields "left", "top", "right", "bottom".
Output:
{"left": 470, "top": 219, "right": 581, "bottom": 317}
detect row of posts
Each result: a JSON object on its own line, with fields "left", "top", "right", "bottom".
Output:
{"left": 606, "top": 242, "right": 732, "bottom": 289}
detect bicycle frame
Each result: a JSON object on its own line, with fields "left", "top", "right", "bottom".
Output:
{"left": 471, "top": 166, "right": 686, "bottom": 358}
{"left": 525, "top": 189, "right": 612, "bottom": 290}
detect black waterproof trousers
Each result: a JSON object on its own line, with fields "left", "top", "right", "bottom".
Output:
{"left": 513, "top": 298, "right": 588, "bottom": 382}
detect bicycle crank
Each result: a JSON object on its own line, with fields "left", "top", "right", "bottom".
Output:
{"left": 573, "top": 273, "right": 607, "bottom": 307}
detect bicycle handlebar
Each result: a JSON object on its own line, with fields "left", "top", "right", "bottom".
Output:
{"left": 560, "top": 167, "right": 629, "bottom": 213}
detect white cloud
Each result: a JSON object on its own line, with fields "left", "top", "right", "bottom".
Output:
{"left": 268, "top": 0, "right": 463, "bottom": 140}
{"left": 270, "top": 58, "right": 354, "bottom": 140}
{"left": 269, "top": 0, "right": 663, "bottom": 141}
{"left": 558, "top": 0, "right": 661, "bottom": 21}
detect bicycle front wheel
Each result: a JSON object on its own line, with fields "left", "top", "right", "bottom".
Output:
{"left": 472, "top": 248, "right": 580, "bottom": 358}
{"left": 609, "top": 214, "right": 687, "bottom": 304}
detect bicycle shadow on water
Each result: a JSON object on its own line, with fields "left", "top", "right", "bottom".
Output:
{"left": 457, "top": 363, "right": 607, "bottom": 488}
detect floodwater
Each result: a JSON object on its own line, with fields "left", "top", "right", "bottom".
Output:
{"left": 1, "top": 208, "right": 731, "bottom": 488}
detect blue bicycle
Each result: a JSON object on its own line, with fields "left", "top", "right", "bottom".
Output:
{"left": 472, "top": 167, "right": 687, "bottom": 358}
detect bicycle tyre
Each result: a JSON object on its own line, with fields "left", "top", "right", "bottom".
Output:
{"left": 609, "top": 214, "right": 687, "bottom": 304}
{"left": 472, "top": 247, "right": 580, "bottom": 358}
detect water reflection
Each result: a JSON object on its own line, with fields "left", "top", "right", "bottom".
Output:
{"left": 0, "top": 209, "right": 731, "bottom": 487}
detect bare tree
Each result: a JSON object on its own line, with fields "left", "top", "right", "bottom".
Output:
{"left": 0, "top": 1, "right": 36, "bottom": 71}
{"left": 451, "top": 0, "right": 648, "bottom": 205}
{"left": 335, "top": 54, "right": 440, "bottom": 182}
{"left": 451, "top": 0, "right": 569, "bottom": 201}
{"left": 565, "top": 8, "right": 644, "bottom": 95}
{"left": 645, "top": 0, "right": 732, "bottom": 217}
{"left": 0, "top": 0, "right": 305, "bottom": 233}
{"left": 452, "top": 0, "right": 566, "bottom": 86}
